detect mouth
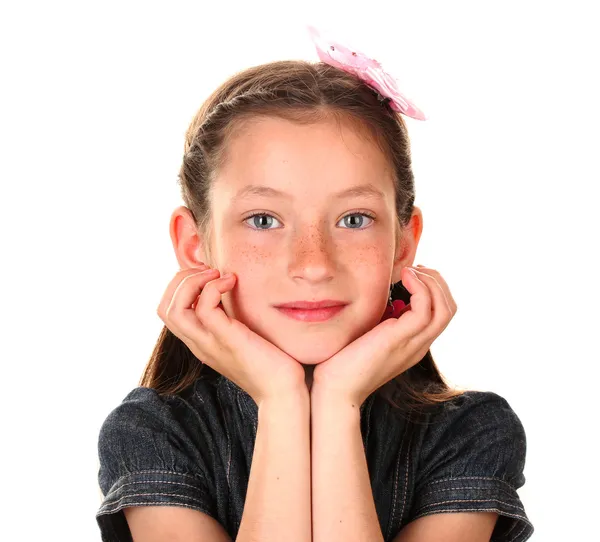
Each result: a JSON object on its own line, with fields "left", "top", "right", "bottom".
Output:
{"left": 275, "top": 304, "right": 348, "bottom": 322}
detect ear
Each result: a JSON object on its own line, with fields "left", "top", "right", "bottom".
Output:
{"left": 391, "top": 206, "right": 423, "bottom": 284}
{"left": 169, "top": 206, "right": 212, "bottom": 270}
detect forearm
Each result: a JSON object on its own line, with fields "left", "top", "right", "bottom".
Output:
{"left": 311, "top": 389, "right": 384, "bottom": 542}
{"left": 237, "top": 390, "right": 311, "bottom": 542}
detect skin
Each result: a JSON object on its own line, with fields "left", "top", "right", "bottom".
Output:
{"left": 171, "top": 114, "right": 423, "bottom": 388}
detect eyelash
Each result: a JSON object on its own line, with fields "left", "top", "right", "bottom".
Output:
{"left": 243, "top": 211, "right": 377, "bottom": 231}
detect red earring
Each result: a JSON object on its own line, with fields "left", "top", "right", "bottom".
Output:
{"left": 381, "top": 284, "right": 408, "bottom": 321}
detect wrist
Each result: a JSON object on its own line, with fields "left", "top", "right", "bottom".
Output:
{"left": 258, "top": 386, "right": 310, "bottom": 413}
{"left": 310, "top": 384, "right": 362, "bottom": 419}
{"left": 310, "top": 378, "right": 359, "bottom": 407}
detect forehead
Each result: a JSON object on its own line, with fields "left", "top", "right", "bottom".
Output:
{"left": 215, "top": 115, "right": 394, "bottom": 199}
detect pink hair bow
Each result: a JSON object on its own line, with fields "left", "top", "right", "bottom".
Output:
{"left": 307, "top": 25, "right": 427, "bottom": 121}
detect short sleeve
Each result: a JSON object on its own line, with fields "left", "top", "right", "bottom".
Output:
{"left": 412, "top": 391, "right": 534, "bottom": 541}
{"left": 96, "top": 387, "right": 217, "bottom": 542}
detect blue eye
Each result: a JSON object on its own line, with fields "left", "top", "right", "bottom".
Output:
{"left": 243, "top": 212, "right": 375, "bottom": 231}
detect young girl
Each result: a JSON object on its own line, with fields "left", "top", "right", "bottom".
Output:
{"left": 96, "top": 27, "right": 533, "bottom": 542}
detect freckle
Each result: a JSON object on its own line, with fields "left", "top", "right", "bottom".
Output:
{"left": 352, "top": 404, "right": 355, "bottom": 408}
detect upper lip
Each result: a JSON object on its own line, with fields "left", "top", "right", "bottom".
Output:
{"left": 275, "top": 300, "right": 348, "bottom": 309}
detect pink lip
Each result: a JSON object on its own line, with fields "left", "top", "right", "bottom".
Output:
{"left": 275, "top": 300, "right": 348, "bottom": 309}
{"left": 276, "top": 305, "right": 347, "bottom": 322}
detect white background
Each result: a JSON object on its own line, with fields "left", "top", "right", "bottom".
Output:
{"left": 1, "top": 1, "right": 598, "bottom": 540}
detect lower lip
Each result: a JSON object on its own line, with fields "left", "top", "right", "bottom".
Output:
{"left": 276, "top": 305, "right": 347, "bottom": 322}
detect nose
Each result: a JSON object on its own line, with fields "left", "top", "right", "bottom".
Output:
{"left": 288, "top": 226, "right": 337, "bottom": 282}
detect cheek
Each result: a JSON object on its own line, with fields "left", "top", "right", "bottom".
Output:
{"left": 354, "top": 261, "right": 395, "bottom": 317}
{"left": 363, "top": 279, "right": 393, "bottom": 318}
{"left": 349, "top": 239, "right": 393, "bottom": 277}
{"left": 352, "top": 248, "right": 393, "bottom": 290}
{"left": 222, "top": 238, "right": 273, "bottom": 267}
{"left": 218, "top": 263, "right": 270, "bottom": 321}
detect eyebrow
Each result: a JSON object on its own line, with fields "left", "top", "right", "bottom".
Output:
{"left": 232, "top": 184, "right": 386, "bottom": 202}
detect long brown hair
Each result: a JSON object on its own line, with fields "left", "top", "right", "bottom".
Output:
{"left": 140, "top": 60, "right": 463, "bottom": 415}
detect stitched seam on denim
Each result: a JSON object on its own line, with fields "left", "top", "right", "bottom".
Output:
{"left": 216, "top": 384, "right": 233, "bottom": 486}
{"left": 97, "top": 501, "right": 212, "bottom": 516}
{"left": 225, "top": 417, "right": 232, "bottom": 484}
{"left": 423, "top": 476, "right": 518, "bottom": 492}
{"left": 411, "top": 507, "right": 532, "bottom": 525}
{"left": 503, "top": 514, "right": 520, "bottom": 537}
{"left": 110, "top": 469, "right": 204, "bottom": 481}
{"left": 399, "top": 427, "right": 414, "bottom": 525}
{"left": 501, "top": 502, "right": 534, "bottom": 540}
{"left": 217, "top": 383, "right": 233, "bottom": 528}
{"left": 386, "top": 418, "right": 409, "bottom": 540}
{"left": 115, "top": 480, "right": 208, "bottom": 493}
{"left": 417, "top": 498, "right": 525, "bottom": 512}
{"left": 420, "top": 486, "right": 517, "bottom": 501}
{"left": 398, "top": 413, "right": 415, "bottom": 524}
{"left": 101, "top": 491, "right": 210, "bottom": 508}
{"left": 510, "top": 522, "right": 530, "bottom": 542}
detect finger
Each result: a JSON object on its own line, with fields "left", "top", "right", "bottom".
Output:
{"left": 397, "top": 267, "right": 433, "bottom": 336}
{"left": 167, "top": 268, "right": 222, "bottom": 315}
{"left": 157, "top": 265, "right": 209, "bottom": 318}
{"left": 429, "top": 271, "right": 456, "bottom": 314}
{"left": 194, "top": 272, "right": 237, "bottom": 335}
{"left": 413, "top": 266, "right": 456, "bottom": 314}
{"left": 411, "top": 268, "right": 454, "bottom": 338}
{"left": 166, "top": 270, "right": 232, "bottom": 350}
{"left": 159, "top": 269, "right": 224, "bottom": 359}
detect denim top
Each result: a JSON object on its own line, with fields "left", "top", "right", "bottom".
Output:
{"left": 96, "top": 375, "right": 533, "bottom": 541}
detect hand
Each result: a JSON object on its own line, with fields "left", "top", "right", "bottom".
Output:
{"left": 157, "top": 265, "right": 307, "bottom": 405}
{"left": 311, "top": 265, "right": 457, "bottom": 406}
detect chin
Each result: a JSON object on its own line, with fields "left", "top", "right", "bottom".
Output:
{"left": 277, "top": 341, "right": 345, "bottom": 365}
{"left": 294, "top": 355, "right": 329, "bottom": 365}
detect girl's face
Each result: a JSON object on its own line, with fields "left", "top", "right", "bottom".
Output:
{"left": 199, "top": 115, "right": 419, "bottom": 365}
